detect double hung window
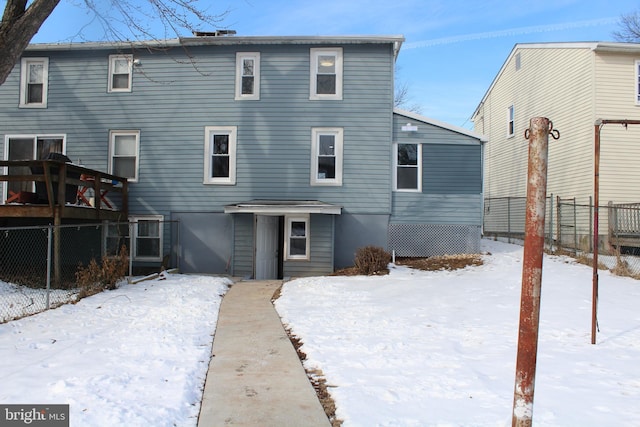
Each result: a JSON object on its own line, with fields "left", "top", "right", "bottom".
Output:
{"left": 109, "top": 131, "right": 139, "bottom": 182}
{"left": 106, "top": 216, "right": 163, "bottom": 261}
{"left": 286, "top": 216, "right": 309, "bottom": 260}
{"left": 108, "top": 55, "right": 133, "bottom": 92}
{"left": 204, "top": 126, "right": 237, "bottom": 185}
{"left": 393, "top": 142, "right": 422, "bottom": 192}
{"left": 235, "top": 52, "right": 260, "bottom": 100}
{"left": 311, "top": 128, "right": 343, "bottom": 185}
{"left": 20, "top": 58, "right": 49, "bottom": 107}
{"left": 310, "top": 48, "right": 343, "bottom": 100}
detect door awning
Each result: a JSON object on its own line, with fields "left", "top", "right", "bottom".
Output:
{"left": 224, "top": 200, "right": 342, "bottom": 215}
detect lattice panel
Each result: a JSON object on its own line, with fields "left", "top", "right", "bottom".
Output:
{"left": 388, "top": 224, "right": 481, "bottom": 257}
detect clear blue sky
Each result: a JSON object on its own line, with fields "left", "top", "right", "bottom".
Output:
{"left": 23, "top": 0, "right": 640, "bottom": 128}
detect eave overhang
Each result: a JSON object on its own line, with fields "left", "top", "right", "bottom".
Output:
{"left": 224, "top": 200, "right": 342, "bottom": 215}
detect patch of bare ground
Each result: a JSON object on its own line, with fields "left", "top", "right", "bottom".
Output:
{"left": 287, "top": 332, "right": 342, "bottom": 427}
{"left": 395, "top": 253, "right": 485, "bottom": 271}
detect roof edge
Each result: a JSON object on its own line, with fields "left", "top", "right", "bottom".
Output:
{"left": 393, "top": 109, "right": 487, "bottom": 142}
{"left": 25, "top": 35, "right": 405, "bottom": 53}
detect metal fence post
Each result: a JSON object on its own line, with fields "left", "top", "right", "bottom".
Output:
{"left": 46, "top": 225, "right": 52, "bottom": 310}
{"left": 512, "top": 117, "right": 559, "bottom": 427}
{"left": 548, "top": 194, "right": 553, "bottom": 250}
{"left": 508, "top": 197, "right": 512, "bottom": 243}
{"left": 128, "top": 221, "right": 134, "bottom": 281}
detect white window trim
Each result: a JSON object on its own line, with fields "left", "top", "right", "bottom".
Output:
{"left": 285, "top": 215, "right": 310, "bottom": 261}
{"left": 203, "top": 126, "right": 237, "bottom": 185}
{"left": 131, "top": 215, "right": 163, "bottom": 262}
{"left": 235, "top": 52, "right": 260, "bottom": 100}
{"left": 507, "top": 105, "right": 515, "bottom": 138}
{"left": 310, "top": 127, "right": 343, "bottom": 186}
{"left": 309, "top": 48, "right": 343, "bottom": 100}
{"left": 19, "top": 57, "right": 49, "bottom": 108}
{"left": 393, "top": 142, "right": 422, "bottom": 193}
{"left": 108, "top": 54, "right": 133, "bottom": 93}
{"left": 108, "top": 130, "right": 140, "bottom": 182}
{"left": 636, "top": 60, "right": 640, "bottom": 105}
{"left": 3, "top": 134, "right": 67, "bottom": 202}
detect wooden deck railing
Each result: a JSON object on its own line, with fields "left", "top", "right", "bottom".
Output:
{"left": 608, "top": 201, "right": 640, "bottom": 249}
{"left": 0, "top": 160, "right": 128, "bottom": 219}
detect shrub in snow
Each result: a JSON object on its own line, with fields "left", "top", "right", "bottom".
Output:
{"left": 75, "top": 245, "right": 128, "bottom": 298}
{"left": 354, "top": 246, "right": 391, "bottom": 275}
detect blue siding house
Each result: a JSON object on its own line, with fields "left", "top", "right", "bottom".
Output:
{"left": 0, "top": 34, "right": 485, "bottom": 278}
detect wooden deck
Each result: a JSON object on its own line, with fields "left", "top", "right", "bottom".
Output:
{"left": 608, "top": 201, "right": 640, "bottom": 249}
{"left": 0, "top": 160, "right": 128, "bottom": 225}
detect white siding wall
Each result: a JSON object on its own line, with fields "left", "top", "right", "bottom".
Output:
{"left": 594, "top": 51, "right": 640, "bottom": 203}
{"left": 475, "top": 46, "right": 595, "bottom": 201}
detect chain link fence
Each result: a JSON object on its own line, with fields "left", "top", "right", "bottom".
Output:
{"left": 484, "top": 196, "right": 640, "bottom": 278}
{"left": 0, "top": 220, "right": 178, "bottom": 323}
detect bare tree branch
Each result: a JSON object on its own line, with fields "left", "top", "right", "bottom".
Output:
{"left": 0, "top": 0, "right": 229, "bottom": 86}
{"left": 613, "top": 9, "right": 640, "bottom": 42}
{"left": 0, "top": 0, "right": 61, "bottom": 85}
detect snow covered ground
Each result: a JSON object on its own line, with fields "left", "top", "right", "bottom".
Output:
{"left": 276, "top": 239, "right": 640, "bottom": 427}
{"left": 1, "top": 239, "right": 639, "bottom": 426}
{"left": 0, "top": 274, "right": 230, "bottom": 426}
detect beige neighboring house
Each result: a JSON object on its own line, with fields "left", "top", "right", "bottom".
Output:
{"left": 472, "top": 42, "right": 640, "bottom": 249}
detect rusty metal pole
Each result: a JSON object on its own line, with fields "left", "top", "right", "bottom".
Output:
{"left": 592, "top": 122, "right": 601, "bottom": 345}
{"left": 512, "top": 117, "right": 557, "bottom": 427}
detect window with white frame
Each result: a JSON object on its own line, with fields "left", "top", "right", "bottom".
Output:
{"left": 109, "top": 130, "right": 139, "bottom": 182}
{"left": 636, "top": 60, "right": 640, "bottom": 104}
{"left": 108, "top": 54, "right": 133, "bottom": 92}
{"left": 204, "top": 126, "right": 237, "bottom": 185}
{"left": 286, "top": 216, "right": 310, "bottom": 260}
{"left": 133, "top": 216, "right": 163, "bottom": 261}
{"left": 311, "top": 127, "right": 343, "bottom": 185}
{"left": 393, "top": 142, "right": 422, "bottom": 192}
{"left": 20, "top": 57, "right": 49, "bottom": 107}
{"left": 507, "top": 105, "right": 515, "bottom": 137}
{"left": 4, "top": 135, "right": 64, "bottom": 199}
{"left": 310, "top": 48, "right": 343, "bottom": 100}
{"left": 235, "top": 52, "right": 260, "bottom": 100}
{"left": 104, "top": 221, "right": 130, "bottom": 257}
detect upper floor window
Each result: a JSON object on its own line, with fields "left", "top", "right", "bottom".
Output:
{"left": 310, "top": 48, "right": 343, "bottom": 100}
{"left": 108, "top": 54, "right": 133, "bottom": 92}
{"left": 109, "top": 130, "right": 139, "bottom": 182}
{"left": 20, "top": 57, "right": 49, "bottom": 108}
{"left": 204, "top": 126, "right": 237, "bottom": 185}
{"left": 311, "top": 127, "right": 343, "bottom": 186}
{"left": 235, "top": 52, "right": 260, "bottom": 100}
{"left": 507, "top": 105, "right": 515, "bottom": 137}
{"left": 393, "top": 142, "right": 422, "bottom": 192}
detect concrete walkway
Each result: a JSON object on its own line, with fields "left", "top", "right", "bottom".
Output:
{"left": 197, "top": 280, "right": 331, "bottom": 427}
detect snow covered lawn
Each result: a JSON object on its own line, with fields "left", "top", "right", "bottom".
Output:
{"left": 275, "top": 239, "right": 640, "bottom": 426}
{"left": 0, "top": 274, "right": 230, "bottom": 426}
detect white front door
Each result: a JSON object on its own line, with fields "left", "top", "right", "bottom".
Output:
{"left": 255, "top": 215, "right": 279, "bottom": 279}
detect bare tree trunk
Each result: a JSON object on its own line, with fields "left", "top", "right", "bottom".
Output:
{"left": 0, "top": 0, "right": 60, "bottom": 86}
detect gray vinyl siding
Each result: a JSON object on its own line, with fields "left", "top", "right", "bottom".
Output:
{"left": 170, "top": 212, "right": 232, "bottom": 274}
{"left": 391, "top": 113, "right": 483, "bottom": 225}
{"left": 0, "top": 43, "right": 394, "bottom": 216}
{"left": 232, "top": 214, "right": 254, "bottom": 278}
{"left": 334, "top": 213, "right": 389, "bottom": 268}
